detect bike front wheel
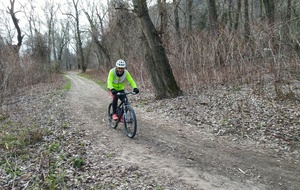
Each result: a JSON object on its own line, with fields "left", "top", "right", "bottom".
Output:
{"left": 123, "top": 106, "right": 137, "bottom": 138}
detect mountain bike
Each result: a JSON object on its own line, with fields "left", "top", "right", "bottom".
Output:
{"left": 108, "top": 91, "right": 137, "bottom": 138}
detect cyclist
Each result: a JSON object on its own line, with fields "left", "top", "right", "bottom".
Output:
{"left": 107, "top": 59, "right": 139, "bottom": 120}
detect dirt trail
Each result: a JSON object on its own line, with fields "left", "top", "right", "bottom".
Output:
{"left": 66, "top": 72, "right": 300, "bottom": 190}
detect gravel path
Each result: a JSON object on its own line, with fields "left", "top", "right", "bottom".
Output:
{"left": 0, "top": 71, "right": 299, "bottom": 190}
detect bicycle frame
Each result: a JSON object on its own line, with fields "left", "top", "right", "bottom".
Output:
{"left": 108, "top": 91, "right": 137, "bottom": 138}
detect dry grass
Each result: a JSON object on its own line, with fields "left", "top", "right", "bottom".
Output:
{"left": 0, "top": 51, "right": 61, "bottom": 107}
{"left": 163, "top": 25, "right": 299, "bottom": 100}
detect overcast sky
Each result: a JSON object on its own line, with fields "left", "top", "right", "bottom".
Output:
{"left": 0, "top": 0, "right": 157, "bottom": 45}
{"left": 0, "top": 0, "right": 100, "bottom": 43}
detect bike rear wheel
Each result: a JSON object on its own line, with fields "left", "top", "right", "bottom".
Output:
{"left": 123, "top": 106, "right": 137, "bottom": 138}
{"left": 108, "top": 103, "right": 117, "bottom": 129}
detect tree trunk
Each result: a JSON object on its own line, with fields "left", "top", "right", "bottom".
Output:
{"left": 173, "top": 0, "right": 180, "bottom": 35}
{"left": 207, "top": 0, "right": 218, "bottom": 35}
{"left": 228, "top": 0, "right": 233, "bottom": 31}
{"left": 244, "top": 0, "right": 250, "bottom": 40}
{"left": 157, "top": 0, "right": 168, "bottom": 44}
{"left": 262, "top": 0, "right": 276, "bottom": 52}
{"left": 132, "top": 0, "right": 181, "bottom": 99}
{"left": 161, "top": 0, "right": 168, "bottom": 43}
{"left": 72, "top": 0, "right": 86, "bottom": 73}
{"left": 262, "top": 0, "right": 275, "bottom": 25}
{"left": 186, "top": 0, "right": 193, "bottom": 32}
{"left": 85, "top": 11, "right": 111, "bottom": 68}
{"left": 234, "top": 0, "right": 241, "bottom": 30}
{"left": 173, "top": 0, "right": 181, "bottom": 51}
{"left": 96, "top": 11, "right": 111, "bottom": 67}
{"left": 286, "top": 0, "right": 291, "bottom": 21}
{"left": 45, "top": 2, "right": 57, "bottom": 66}
{"left": 8, "top": 0, "right": 23, "bottom": 49}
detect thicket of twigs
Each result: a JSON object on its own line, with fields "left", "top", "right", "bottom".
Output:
{"left": 112, "top": 24, "right": 300, "bottom": 102}
{"left": 173, "top": 35, "right": 298, "bottom": 102}
{"left": 0, "top": 48, "right": 60, "bottom": 108}
{"left": 1, "top": 22, "right": 300, "bottom": 108}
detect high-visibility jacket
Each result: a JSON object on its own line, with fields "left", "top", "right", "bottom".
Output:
{"left": 107, "top": 67, "right": 137, "bottom": 91}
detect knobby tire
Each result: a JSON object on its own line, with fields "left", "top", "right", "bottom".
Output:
{"left": 108, "top": 103, "right": 117, "bottom": 129}
{"left": 123, "top": 105, "right": 137, "bottom": 138}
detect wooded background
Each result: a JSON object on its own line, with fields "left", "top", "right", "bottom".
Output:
{"left": 1, "top": 0, "right": 299, "bottom": 100}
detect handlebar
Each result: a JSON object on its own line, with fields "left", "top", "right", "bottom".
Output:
{"left": 116, "top": 91, "right": 136, "bottom": 96}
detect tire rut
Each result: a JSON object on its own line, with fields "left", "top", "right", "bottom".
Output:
{"left": 65, "top": 72, "right": 300, "bottom": 190}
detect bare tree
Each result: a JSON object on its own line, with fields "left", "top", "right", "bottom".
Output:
{"left": 21, "top": 0, "right": 50, "bottom": 70}
{"left": 43, "top": 0, "right": 59, "bottom": 66}
{"left": 64, "top": 0, "right": 86, "bottom": 72}
{"left": 21, "top": 0, "right": 40, "bottom": 53}
{"left": 132, "top": 0, "right": 181, "bottom": 99}
{"left": 173, "top": 0, "right": 180, "bottom": 35}
{"left": 286, "top": 0, "right": 292, "bottom": 22}
{"left": 7, "top": 0, "right": 24, "bottom": 51}
{"left": 284, "top": 0, "right": 292, "bottom": 36}
{"left": 234, "top": 0, "right": 241, "bottom": 30}
{"left": 172, "top": 0, "right": 181, "bottom": 52}
{"left": 186, "top": 0, "right": 193, "bottom": 32}
{"left": 244, "top": 0, "right": 250, "bottom": 39}
{"left": 95, "top": 8, "right": 111, "bottom": 67}
{"left": 83, "top": 1, "right": 111, "bottom": 68}
{"left": 54, "top": 19, "right": 71, "bottom": 71}
{"left": 0, "top": 0, "right": 24, "bottom": 104}
{"left": 207, "top": 0, "right": 218, "bottom": 35}
{"left": 74, "top": 0, "right": 86, "bottom": 72}
{"left": 262, "top": 0, "right": 275, "bottom": 25}
{"left": 226, "top": 0, "right": 234, "bottom": 31}
{"left": 157, "top": 0, "right": 168, "bottom": 42}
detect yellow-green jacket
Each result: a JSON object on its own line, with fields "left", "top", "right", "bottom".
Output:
{"left": 107, "top": 68, "right": 137, "bottom": 91}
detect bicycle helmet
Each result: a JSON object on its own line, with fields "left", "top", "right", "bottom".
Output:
{"left": 116, "top": 59, "right": 126, "bottom": 68}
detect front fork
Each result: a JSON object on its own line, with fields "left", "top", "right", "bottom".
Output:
{"left": 122, "top": 105, "right": 129, "bottom": 122}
